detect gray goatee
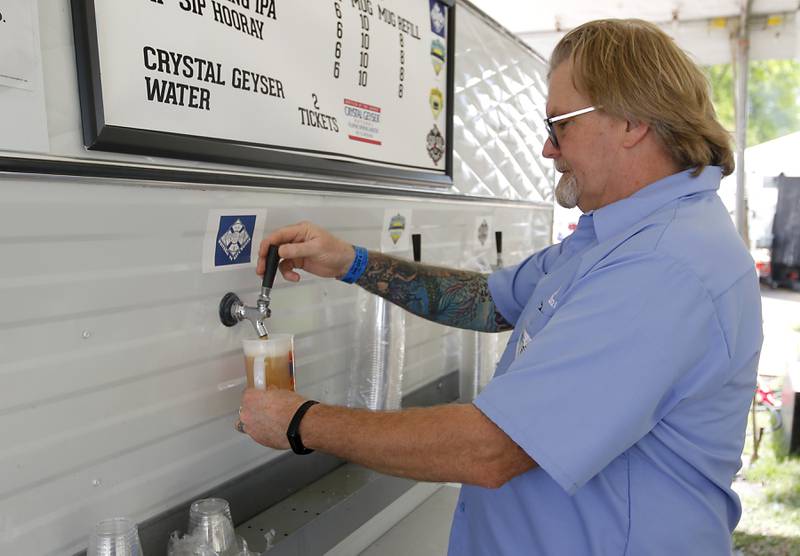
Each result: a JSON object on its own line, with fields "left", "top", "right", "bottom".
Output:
{"left": 555, "top": 168, "right": 580, "bottom": 209}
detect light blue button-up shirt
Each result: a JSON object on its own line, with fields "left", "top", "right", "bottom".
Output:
{"left": 448, "top": 167, "right": 763, "bottom": 555}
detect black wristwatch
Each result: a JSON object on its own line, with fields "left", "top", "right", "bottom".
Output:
{"left": 286, "top": 400, "right": 319, "bottom": 455}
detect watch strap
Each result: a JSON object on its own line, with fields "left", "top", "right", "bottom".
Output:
{"left": 286, "top": 400, "right": 319, "bottom": 455}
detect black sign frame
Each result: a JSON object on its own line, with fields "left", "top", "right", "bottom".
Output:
{"left": 70, "top": 0, "right": 455, "bottom": 188}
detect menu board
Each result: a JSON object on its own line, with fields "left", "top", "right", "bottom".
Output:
{"left": 71, "top": 0, "right": 454, "bottom": 185}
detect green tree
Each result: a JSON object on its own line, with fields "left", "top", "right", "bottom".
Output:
{"left": 705, "top": 60, "right": 800, "bottom": 146}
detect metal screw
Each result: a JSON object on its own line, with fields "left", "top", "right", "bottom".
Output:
{"left": 82, "top": 330, "right": 92, "bottom": 339}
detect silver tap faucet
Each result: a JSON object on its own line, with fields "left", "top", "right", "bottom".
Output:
{"left": 219, "top": 245, "right": 281, "bottom": 338}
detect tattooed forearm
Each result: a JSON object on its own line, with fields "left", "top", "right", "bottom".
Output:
{"left": 355, "top": 251, "right": 512, "bottom": 332}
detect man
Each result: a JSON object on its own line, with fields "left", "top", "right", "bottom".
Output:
{"left": 237, "top": 19, "right": 762, "bottom": 555}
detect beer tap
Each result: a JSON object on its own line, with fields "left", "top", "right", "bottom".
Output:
{"left": 219, "top": 245, "right": 281, "bottom": 338}
{"left": 412, "top": 233, "right": 422, "bottom": 263}
{"left": 494, "top": 231, "right": 503, "bottom": 270}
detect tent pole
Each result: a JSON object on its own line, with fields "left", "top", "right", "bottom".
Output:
{"left": 734, "top": 0, "right": 753, "bottom": 246}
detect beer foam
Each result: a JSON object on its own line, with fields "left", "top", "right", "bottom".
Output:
{"left": 242, "top": 334, "right": 292, "bottom": 357}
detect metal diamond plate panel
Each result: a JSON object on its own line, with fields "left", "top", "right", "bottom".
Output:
{"left": 453, "top": 3, "right": 554, "bottom": 202}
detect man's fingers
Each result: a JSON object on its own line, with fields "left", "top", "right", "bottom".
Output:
{"left": 277, "top": 241, "right": 321, "bottom": 261}
{"left": 278, "top": 259, "right": 301, "bottom": 282}
{"left": 261, "top": 222, "right": 312, "bottom": 255}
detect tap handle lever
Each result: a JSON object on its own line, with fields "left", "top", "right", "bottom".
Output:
{"left": 495, "top": 231, "right": 503, "bottom": 255}
{"left": 262, "top": 245, "right": 281, "bottom": 290}
{"left": 412, "top": 233, "right": 422, "bottom": 263}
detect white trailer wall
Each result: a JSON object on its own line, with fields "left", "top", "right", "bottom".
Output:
{"left": 0, "top": 2, "right": 553, "bottom": 554}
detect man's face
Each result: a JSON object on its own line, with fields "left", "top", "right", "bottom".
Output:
{"left": 543, "top": 60, "right": 623, "bottom": 212}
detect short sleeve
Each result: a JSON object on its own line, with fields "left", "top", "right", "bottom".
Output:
{"left": 488, "top": 246, "right": 553, "bottom": 325}
{"left": 475, "top": 251, "right": 728, "bottom": 494}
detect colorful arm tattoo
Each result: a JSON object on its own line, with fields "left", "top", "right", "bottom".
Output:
{"left": 356, "top": 251, "right": 512, "bottom": 332}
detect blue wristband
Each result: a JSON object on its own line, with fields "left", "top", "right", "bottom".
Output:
{"left": 340, "top": 246, "right": 369, "bottom": 284}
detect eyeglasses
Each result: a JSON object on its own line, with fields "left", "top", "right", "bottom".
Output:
{"left": 544, "top": 106, "right": 596, "bottom": 149}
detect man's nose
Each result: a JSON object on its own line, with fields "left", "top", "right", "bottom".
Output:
{"left": 542, "top": 136, "right": 559, "bottom": 159}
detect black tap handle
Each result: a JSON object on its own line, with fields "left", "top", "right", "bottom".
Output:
{"left": 263, "top": 245, "right": 281, "bottom": 289}
{"left": 412, "top": 233, "right": 422, "bottom": 263}
{"left": 495, "top": 231, "right": 503, "bottom": 254}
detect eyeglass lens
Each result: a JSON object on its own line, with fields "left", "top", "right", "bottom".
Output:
{"left": 546, "top": 121, "right": 559, "bottom": 148}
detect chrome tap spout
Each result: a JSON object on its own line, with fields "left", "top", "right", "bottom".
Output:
{"left": 218, "top": 245, "right": 281, "bottom": 338}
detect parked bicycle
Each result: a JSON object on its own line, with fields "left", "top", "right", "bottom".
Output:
{"left": 755, "top": 381, "right": 782, "bottom": 432}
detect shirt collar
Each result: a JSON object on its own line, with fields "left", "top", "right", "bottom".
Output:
{"left": 591, "top": 166, "right": 722, "bottom": 243}
{"left": 561, "top": 212, "right": 597, "bottom": 256}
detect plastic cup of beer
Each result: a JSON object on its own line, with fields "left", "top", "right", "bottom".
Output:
{"left": 87, "top": 517, "right": 143, "bottom": 556}
{"left": 242, "top": 334, "right": 295, "bottom": 391}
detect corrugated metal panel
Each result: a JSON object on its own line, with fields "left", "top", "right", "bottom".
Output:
{"left": 0, "top": 2, "right": 553, "bottom": 554}
{"left": 0, "top": 176, "right": 549, "bottom": 555}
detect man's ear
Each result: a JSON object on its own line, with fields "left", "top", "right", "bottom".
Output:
{"left": 622, "top": 119, "right": 650, "bottom": 148}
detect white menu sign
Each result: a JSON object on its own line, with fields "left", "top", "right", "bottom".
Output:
{"left": 0, "top": 0, "right": 37, "bottom": 91}
{"left": 79, "top": 0, "right": 451, "bottom": 178}
{"left": 0, "top": 0, "right": 49, "bottom": 153}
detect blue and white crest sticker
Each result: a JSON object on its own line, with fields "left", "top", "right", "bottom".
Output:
{"left": 203, "top": 209, "right": 267, "bottom": 273}
{"left": 429, "top": 0, "right": 447, "bottom": 38}
{"left": 216, "top": 216, "right": 254, "bottom": 265}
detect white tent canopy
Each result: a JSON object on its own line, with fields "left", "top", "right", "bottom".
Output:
{"left": 469, "top": 0, "right": 800, "bottom": 65}
{"left": 468, "top": 0, "right": 800, "bottom": 242}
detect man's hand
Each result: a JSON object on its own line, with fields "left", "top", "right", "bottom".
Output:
{"left": 237, "top": 388, "right": 308, "bottom": 450}
{"left": 257, "top": 221, "right": 355, "bottom": 282}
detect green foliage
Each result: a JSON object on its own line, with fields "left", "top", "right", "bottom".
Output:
{"left": 734, "top": 402, "right": 800, "bottom": 555}
{"left": 746, "top": 456, "right": 800, "bottom": 505}
{"left": 705, "top": 60, "right": 800, "bottom": 146}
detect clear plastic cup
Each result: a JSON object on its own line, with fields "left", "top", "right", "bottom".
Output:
{"left": 187, "top": 498, "right": 236, "bottom": 554}
{"left": 241, "top": 334, "right": 295, "bottom": 391}
{"left": 166, "top": 530, "right": 217, "bottom": 556}
{"left": 87, "top": 517, "right": 143, "bottom": 556}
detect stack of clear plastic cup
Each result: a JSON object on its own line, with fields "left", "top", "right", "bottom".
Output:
{"left": 87, "top": 517, "right": 143, "bottom": 556}
{"left": 166, "top": 530, "right": 217, "bottom": 556}
{"left": 187, "top": 498, "right": 237, "bottom": 555}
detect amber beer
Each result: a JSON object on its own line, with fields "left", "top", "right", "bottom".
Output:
{"left": 242, "top": 335, "right": 295, "bottom": 391}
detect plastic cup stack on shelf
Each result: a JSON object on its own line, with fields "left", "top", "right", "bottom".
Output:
{"left": 87, "top": 517, "right": 143, "bottom": 556}
{"left": 188, "top": 498, "right": 237, "bottom": 555}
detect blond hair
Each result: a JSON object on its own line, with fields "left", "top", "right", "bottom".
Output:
{"left": 550, "top": 19, "right": 734, "bottom": 176}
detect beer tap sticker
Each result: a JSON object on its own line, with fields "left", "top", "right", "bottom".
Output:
{"left": 430, "top": 39, "right": 446, "bottom": 76}
{"left": 202, "top": 208, "right": 267, "bottom": 273}
{"left": 73, "top": 0, "right": 454, "bottom": 183}
{"left": 472, "top": 215, "right": 494, "bottom": 254}
{"left": 429, "top": 88, "right": 443, "bottom": 119}
{"left": 426, "top": 124, "right": 444, "bottom": 164}
{"left": 380, "top": 208, "right": 413, "bottom": 252}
